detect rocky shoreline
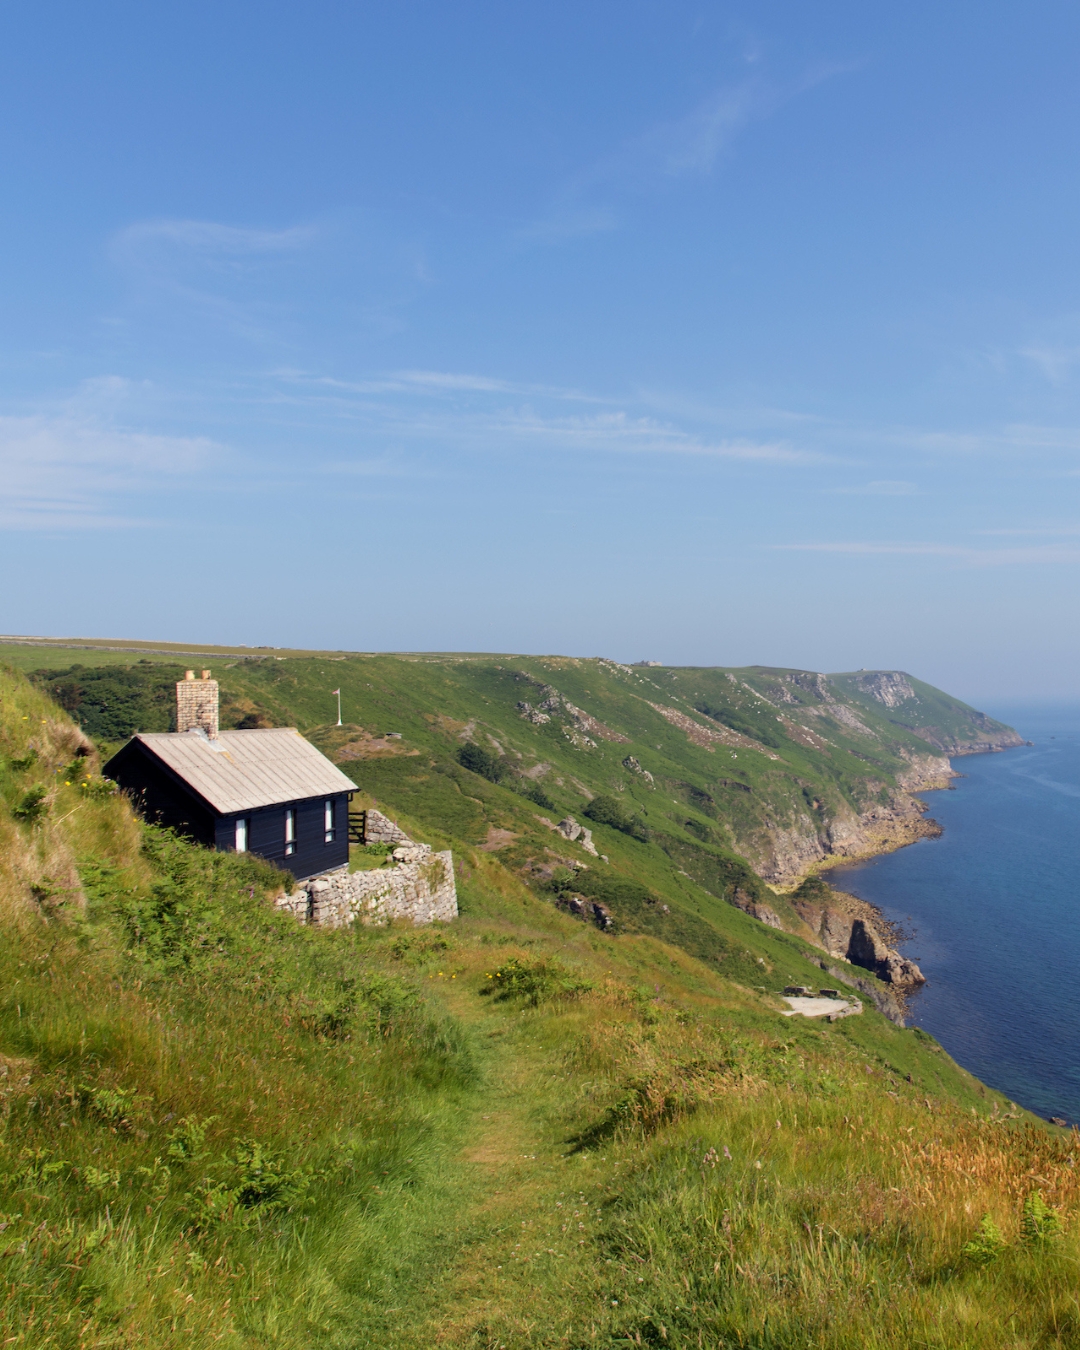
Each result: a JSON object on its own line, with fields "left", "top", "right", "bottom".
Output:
{"left": 748, "top": 740, "right": 1026, "bottom": 1015}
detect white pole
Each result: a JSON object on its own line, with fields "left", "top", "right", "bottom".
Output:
{"left": 336, "top": 689, "right": 342, "bottom": 726}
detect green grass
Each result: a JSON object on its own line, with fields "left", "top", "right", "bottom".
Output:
{"left": 3, "top": 658, "right": 1071, "bottom": 1348}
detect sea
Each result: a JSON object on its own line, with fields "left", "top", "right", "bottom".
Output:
{"left": 824, "top": 705, "right": 1080, "bottom": 1124}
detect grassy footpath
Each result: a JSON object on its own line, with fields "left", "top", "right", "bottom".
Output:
{"left": 4, "top": 663, "right": 1080, "bottom": 1347}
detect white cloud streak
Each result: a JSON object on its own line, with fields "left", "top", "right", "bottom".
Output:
{"left": 0, "top": 414, "right": 220, "bottom": 529}
{"left": 114, "top": 219, "right": 317, "bottom": 265}
{"left": 774, "top": 541, "right": 1080, "bottom": 565}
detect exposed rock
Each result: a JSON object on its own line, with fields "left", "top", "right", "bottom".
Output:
{"left": 553, "top": 816, "right": 599, "bottom": 856}
{"left": 590, "top": 900, "right": 613, "bottom": 930}
{"left": 647, "top": 701, "right": 781, "bottom": 759}
{"left": 852, "top": 671, "right": 916, "bottom": 707}
{"left": 792, "top": 887, "right": 925, "bottom": 994}
{"left": 621, "top": 755, "right": 655, "bottom": 785}
{"left": 808, "top": 957, "right": 907, "bottom": 1025}
{"left": 752, "top": 766, "right": 947, "bottom": 886}
{"left": 523, "top": 684, "right": 629, "bottom": 743}
{"left": 724, "top": 886, "right": 784, "bottom": 931}
{"left": 747, "top": 903, "right": 783, "bottom": 929}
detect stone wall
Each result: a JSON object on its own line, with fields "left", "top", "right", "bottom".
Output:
{"left": 360, "top": 807, "right": 411, "bottom": 846}
{"left": 274, "top": 819, "right": 458, "bottom": 929}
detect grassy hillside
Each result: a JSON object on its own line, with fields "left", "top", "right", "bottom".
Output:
{"left": 20, "top": 649, "right": 1019, "bottom": 900}
{"left": 2, "top": 658, "right": 1077, "bottom": 1348}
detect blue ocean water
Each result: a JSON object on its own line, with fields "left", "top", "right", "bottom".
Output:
{"left": 825, "top": 705, "right": 1080, "bottom": 1124}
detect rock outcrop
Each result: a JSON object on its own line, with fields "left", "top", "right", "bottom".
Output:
{"left": 554, "top": 815, "right": 598, "bottom": 857}
{"left": 745, "top": 751, "right": 953, "bottom": 886}
{"left": 791, "top": 884, "right": 925, "bottom": 996}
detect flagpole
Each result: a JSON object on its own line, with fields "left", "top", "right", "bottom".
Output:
{"left": 334, "top": 689, "right": 342, "bottom": 726}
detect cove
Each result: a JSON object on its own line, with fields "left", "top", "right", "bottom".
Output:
{"left": 825, "top": 704, "right": 1080, "bottom": 1124}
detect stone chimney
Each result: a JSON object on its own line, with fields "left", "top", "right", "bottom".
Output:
{"left": 176, "top": 669, "right": 219, "bottom": 739}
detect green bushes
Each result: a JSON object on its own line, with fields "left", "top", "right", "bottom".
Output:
{"left": 458, "top": 740, "right": 556, "bottom": 808}
{"left": 457, "top": 742, "right": 505, "bottom": 781}
{"left": 480, "top": 956, "right": 591, "bottom": 1006}
{"left": 583, "top": 793, "right": 648, "bottom": 841}
{"left": 11, "top": 784, "right": 48, "bottom": 822}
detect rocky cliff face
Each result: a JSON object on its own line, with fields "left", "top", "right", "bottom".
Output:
{"left": 747, "top": 752, "right": 951, "bottom": 887}
{"left": 790, "top": 881, "right": 925, "bottom": 1001}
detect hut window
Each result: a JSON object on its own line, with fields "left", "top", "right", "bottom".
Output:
{"left": 284, "top": 808, "right": 296, "bottom": 856}
{"left": 324, "top": 799, "right": 334, "bottom": 843}
{"left": 235, "top": 818, "right": 248, "bottom": 853}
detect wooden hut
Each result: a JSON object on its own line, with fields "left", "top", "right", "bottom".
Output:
{"left": 104, "top": 670, "right": 357, "bottom": 879}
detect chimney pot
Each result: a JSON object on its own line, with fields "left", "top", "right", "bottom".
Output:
{"left": 201, "top": 669, "right": 211, "bottom": 680}
{"left": 185, "top": 670, "right": 195, "bottom": 681}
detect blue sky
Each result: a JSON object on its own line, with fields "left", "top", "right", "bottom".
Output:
{"left": 3, "top": 2, "right": 1080, "bottom": 701}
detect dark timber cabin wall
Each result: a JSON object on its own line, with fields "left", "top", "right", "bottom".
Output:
{"left": 105, "top": 739, "right": 217, "bottom": 845}
{"left": 104, "top": 672, "right": 358, "bottom": 881}
{"left": 212, "top": 792, "right": 350, "bottom": 878}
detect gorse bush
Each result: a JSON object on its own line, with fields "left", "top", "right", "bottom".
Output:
{"left": 480, "top": 956, "right": 592, "bottom": 1006}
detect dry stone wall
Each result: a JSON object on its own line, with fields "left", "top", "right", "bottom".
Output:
{"left": 360, "top": 808, "right": 411, "bottom": 846}
{"left": 274, "top": 817, "right": 457, "bottom": 929}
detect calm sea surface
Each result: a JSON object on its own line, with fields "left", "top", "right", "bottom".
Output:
{"left": 824, "top": 705, "right": 1080, "bottom": 1124}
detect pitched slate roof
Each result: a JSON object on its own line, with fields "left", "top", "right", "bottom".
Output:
{"left": 129, "top": 728, "right": 358, "bottom": 815}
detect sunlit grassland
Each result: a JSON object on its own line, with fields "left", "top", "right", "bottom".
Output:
{"left": 2, "top": 661, "right": 1076, "bottom": 1348}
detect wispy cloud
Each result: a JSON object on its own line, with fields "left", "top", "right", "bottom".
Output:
{"left": 0, "top": 413, "right": 220, "bottom": 529}
{"left": 1019, "top": 345, "right": 1080, "bottom": 386}
{"left": 774, "top": 541, "right": 1080, "bottom": 565}
{"left": 522, "top": 63, "right": 856, "bottom": 243}
{"left": 114, "top": 219, "right": 317, "bottom": 268}
{"left": 827, "top": 479, "right": 918, "bottom": 496}
{"left": 108, "top": 217, "right": 322, "bottom": 347}
{"left": 273, "top": 369, "right": 828, "bottom": 465}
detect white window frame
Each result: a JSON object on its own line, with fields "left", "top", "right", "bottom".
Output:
{"left": 235, "top": 817, "right": 248, "bottom": 853}
{"left": 324, "top": 798, "right": 334, "bottom": 844}
{"left": 284, "top": 807, "right": 296, "bottom": 856}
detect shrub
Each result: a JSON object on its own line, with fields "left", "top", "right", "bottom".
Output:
{"left": 12, "top": 785, "right": 48, "bottom": 822}
{"left": 1021, "top": 1191, "right": 1062, "bottom": 1245}
{"left": 457, "top": 742, "right": 505, "bottom": 782}
{"left": 480, "top": 956, "right": 591, "bottom": 1007}
{"left": 517, "top": 779, "right": 555, "bottom": 810}
{"left": 584, "top": 794, "right": 648, "bottom": 842}
{"left": 695, "top": 701, "right": 783, "bottom": 748}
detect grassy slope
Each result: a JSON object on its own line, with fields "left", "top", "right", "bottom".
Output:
{"left": 21, "top": 647, "right": 1018, "bottom": 894}
{"left": 3, "top": 663, "right": 1079, "bottom": 1348}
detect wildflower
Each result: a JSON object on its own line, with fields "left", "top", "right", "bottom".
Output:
{"left": 723, "top": 1146, "right": 732, "bottom": 1160}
